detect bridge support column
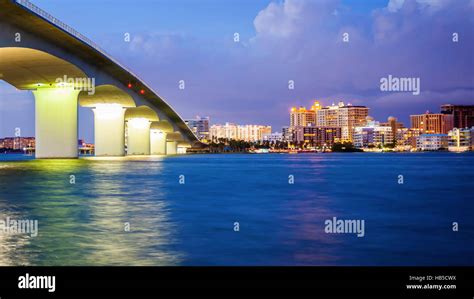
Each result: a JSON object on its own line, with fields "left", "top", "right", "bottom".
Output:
{"left": 127, "top": 118, "right": 151, "bottom": 155}
{"left": 34, "top": 88, "right": 80, "bottom": 158}
{"left": 166, "top": 141, "right": 178, "bottom": 155}
{"left": 93, "top": 104, "right": 126, "bottom": 156}
{"left": 150, "top": 130, "right": 167, "bottom": 155}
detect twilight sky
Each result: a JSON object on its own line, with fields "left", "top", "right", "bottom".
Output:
{"left": 0, "top": 0, "right": 473, "bottom": 142}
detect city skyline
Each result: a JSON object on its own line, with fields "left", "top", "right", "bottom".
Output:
{"left": 1, "top": 0, "right": 473, "bottom": 142}
{"left": 1, "top": 99, "right": 471, "bottom": 140}
{"left": 1, "top": 0, "right": 473, "bottom": 293}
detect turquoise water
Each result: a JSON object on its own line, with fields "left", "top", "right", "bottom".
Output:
{"left": 0, "top": 152, "right": 473, "bottom": 266}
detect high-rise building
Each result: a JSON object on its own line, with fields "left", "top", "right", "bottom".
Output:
{"left": 317, "top": 101, "right": 369, "bottom": 141}
{"left": 410, "top": 111, "right": 453, "bottom": 134}
{"left": 448, "top": 127, "right": 474, "bottom": 152}
{"left": 185, "top": 116, "right": 210, "bottom": 141}
{"left": 441, "top": 104, "right": 474, "bottom": 129}
{"left": 380, "top": 116, "right": 404, "bottom": 144}
{"left": 290, "top": 101, "right": 321, "bottom": 127}
{"left": 210, "top": 123, "right": 271, "bottom": 142}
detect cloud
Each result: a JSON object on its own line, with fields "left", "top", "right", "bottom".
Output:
{"left": 253, "top": 0, "right": 338, "bottom": 39}
{"left": 123, "top": 0, "right": 472, "bottom": 128}
{"left": 249, "top": 0, "right": 473, "bottom": 104}
{"left": 387, "top": 0, "right": 456, "bottom": 13}
{"left": 4, "top": 0, "right": 471, "bottom": 138}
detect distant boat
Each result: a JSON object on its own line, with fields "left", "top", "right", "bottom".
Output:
{"left": 251, "top": 148, "right": 270, "bottom": 154}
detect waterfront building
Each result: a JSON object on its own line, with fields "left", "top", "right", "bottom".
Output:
{"left": 210, "top": 123, "right": 238, "bottom": 141}
{"left": 441, "top": 104, "right": 474, "bottom": 129}
{"left": 448, "top": 127, "right": 474, "bottom": 152}
{"left": 380, "top": 116, "right": 404, "bottom": 144}
{"left": 0, "top": 137, "right": 35, "bottom": 150}
{"left": 416, "top": 134, "right": 449, "bottom": 151}
{"left": 239, "top": 125, "right": 272, "bottom": 142}
{"left": 262, "top": 132, "right": 283, "bottom": 143}
{"left": 290, "top": 101, "right": 321, "bottom": 127}
{"left": 185, "top": 116, "right": 210, "bottom": 142}
{"left": 293, "top": 125, "right": 342, "bottom": 147}
{"left": 410, "top": 111, "right": 453, "bottom": 134}
{"left": 317, "top": 101, "right": 369, "bottom": 141}
{"left": 0, "top": 137, "right": 13, "bottom": 149}
{"left": 396, "top": 128, "right": 422, "bottom": 149}
{"left": 353, "top": 118, "right": 394, "bottom": 148}
{"left": 210, "top": 123, "right": 271, "bottom": 142}
{"left": 281, "top": 126, "right": 293, "bottom": 142}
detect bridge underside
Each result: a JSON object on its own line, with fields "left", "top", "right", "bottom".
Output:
{"left": 0, "top": 47, "right": 190, "bottom": 157}
{"left": 0, "top": 0, "right": 202, "bottom": 158}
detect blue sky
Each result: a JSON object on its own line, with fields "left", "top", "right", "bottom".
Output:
{"left": 0, "top": 0, "right": 472, "bottom": 142}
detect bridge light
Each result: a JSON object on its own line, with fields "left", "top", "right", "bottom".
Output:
{"left": 127, "top": 83, "right": 132, "bottom": 88}
{"left": 140, "top": 89, "right": 145, "bottom": 94}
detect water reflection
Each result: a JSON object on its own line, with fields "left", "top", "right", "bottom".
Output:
{"left": 0, "top": 207, "right": 35, "bottom": 266}
{"left": 0, "top": 158, "right": 183, "bottom": 266}
{"left": 1, "top": 153, "right": 473, "bottom": 266}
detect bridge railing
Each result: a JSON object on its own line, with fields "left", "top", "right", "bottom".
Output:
{"left": 15, "top": 0, "right": 103, "bottom": 52}
{"left": 14, "top": 1, "right": 150, "bottom": 100}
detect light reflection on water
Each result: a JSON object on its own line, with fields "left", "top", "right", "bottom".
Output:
{"left": 0, "top": 157, "right": 182, "bottom": 266}
{"left": 0, "top": 152, "right": 473, "bottom": 266}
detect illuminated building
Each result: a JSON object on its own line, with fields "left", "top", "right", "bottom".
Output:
{"left": 290, "top": 101, "right": 321, "bottom": 127}
{"left": 281, "top": 127, "right": 293, "bottom": 142}
{"left": 209, "top": 123, "right": 238, "bottom": 141}
{"left": 293, "top": 125, "right": 342, "bottom": 147}
{"left": 317, "top": 101, "right": 369, "bottom": 141}
{"left": 380, "top": 116, "right": 404, "bottom": 144}
{"left": 185, "top": 116, "right": 210, "bottom": 141}
{"left": 0, "top": 137, "right": 35, "bottom": 150}
{"left": 262, "top": 132, "right": 283, "bottom": 143}
{"left": 441, "top": 104, "right": 474, "bottom": 129}
{"left": 210, "top": 123, "right": 272, "bottom": 142}
{"left": 396, "top": 128, "right": 422, "bottom": 148}
{"left": 353, "top": 117, "right": 394, "bottom": 148}
{"left": 416, "top": 134, "right": 449, "bottom": 151}
{"left": 410, "top": 111, "right": 453, "bottom": 134}
{"left": 238, "top": 125, "right": 272, "bottom": 142}
{"left": 448, "top": 127, "right": 474, "bottom": 152}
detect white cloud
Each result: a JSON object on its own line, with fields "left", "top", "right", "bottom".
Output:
{"left": 387, "top": 0, "right": 405, "bottom": 12}
{"left": 253, "top": 0, "right": 338, "bottom": 39}
{"left": 253, "top": 1, "right": 303, "bottom": 38}
{"left": 387, "top": 0, "right": 461, "bottom": 13}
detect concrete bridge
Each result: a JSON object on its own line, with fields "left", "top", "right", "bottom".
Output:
{"left": 0, "top": 0, "right": 200, "bottom": 158}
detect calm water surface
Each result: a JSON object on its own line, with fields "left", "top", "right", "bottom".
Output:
{"left": 0, "top": 152, "right": 473, "bottom": 266}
